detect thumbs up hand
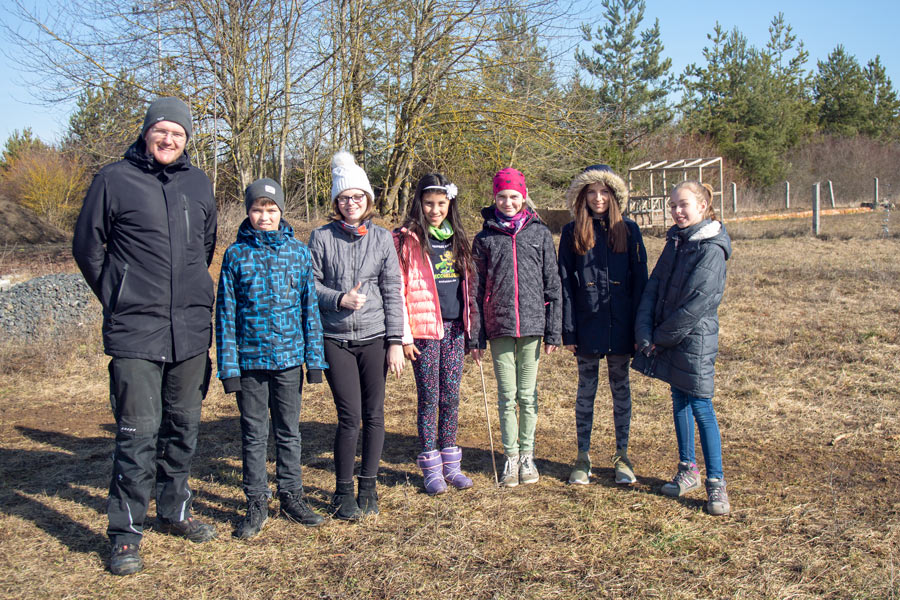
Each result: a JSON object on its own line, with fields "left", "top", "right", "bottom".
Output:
{"left": 340, "top": 282, "right": 367, "bottom": 310}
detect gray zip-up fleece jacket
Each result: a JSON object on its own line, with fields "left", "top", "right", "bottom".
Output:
{"left": 471, "top": 207, "right": 562, "bottom": 349}
{"left": 632, "top": 219, "right": 732, "bottom": 398}
{"left": 308, "top": 220, "right": 404, "bottom": 342}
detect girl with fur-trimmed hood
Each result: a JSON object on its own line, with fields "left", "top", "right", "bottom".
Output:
{"left": 557, "top": 164, "right": 648, "bottom": 487}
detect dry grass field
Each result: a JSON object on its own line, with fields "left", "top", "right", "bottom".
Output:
{"left": 1, "top": 210, "right": 898, "bottom": 599}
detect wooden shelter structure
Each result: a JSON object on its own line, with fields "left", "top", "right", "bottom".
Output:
{"left": 626, "top": 158, "right": 723, "bottom": 227}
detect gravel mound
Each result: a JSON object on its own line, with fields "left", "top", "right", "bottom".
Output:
{"left": 0, "top": 274, "right": 98, "bottom": 339}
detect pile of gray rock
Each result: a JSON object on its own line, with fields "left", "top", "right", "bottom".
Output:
{"left": 0, "top": 273, "right": 98, "bottom": 339}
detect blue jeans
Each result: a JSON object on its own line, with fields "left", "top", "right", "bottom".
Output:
{"left": 671, "top": 386, "right": 724, "bottom": 480}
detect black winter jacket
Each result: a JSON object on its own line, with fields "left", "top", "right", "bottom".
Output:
{"left": 73, "top": 138, "right": 217, "bottom": 362}
{"left": 471, "top": 207, "right": 562, "bottom": 348}
{"left": 558, "top": 216, "right": 648, "bottom": 356}
{"left": 631, "top": 220, "right": 731, "bottom": 398}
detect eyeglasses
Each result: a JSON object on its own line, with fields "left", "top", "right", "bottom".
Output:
{"left": 148, "top": 127, "right": 186, "bottom": 143}
{"left": 337, "top": 193, "right": 367, "bottom": 205}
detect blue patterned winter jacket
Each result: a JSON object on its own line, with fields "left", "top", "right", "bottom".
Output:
{"left": 216, "top": 219, "right": 328, "bottom": 388}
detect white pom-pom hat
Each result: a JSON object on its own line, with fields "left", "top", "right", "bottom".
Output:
{"left": 330, "top": 151, "right": 375, "bottom": 202}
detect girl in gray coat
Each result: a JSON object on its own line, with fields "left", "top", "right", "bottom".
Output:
{"left": 632, "top": 181, "right": 732, "bottom": 516}
{"left": 308, "top": 151, "right": 405, "bottom": 520}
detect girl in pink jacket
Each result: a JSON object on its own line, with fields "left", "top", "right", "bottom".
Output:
{"left": 393, "top": 173, "right": 478, "bottom": 495}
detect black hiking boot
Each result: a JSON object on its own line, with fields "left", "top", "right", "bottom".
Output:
{"left": 109, "top": 542, "right": 143, "bottom": 576}
{"left": 156, "top": 515, "right": 218, "bottom": 543}
{"left": 279, "top": 490, "right": 324, "bottom": 527}
{"left": 234, "top": 496, "right": 268, "bottom": 539}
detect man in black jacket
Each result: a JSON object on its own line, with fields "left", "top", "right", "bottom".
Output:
{"left": 73, "top": 97, "right": 218, "bottom": 576}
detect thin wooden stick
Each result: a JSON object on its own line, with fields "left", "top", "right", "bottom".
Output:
{"left": 479, "top": 361, "right": 499, "bottom": 487}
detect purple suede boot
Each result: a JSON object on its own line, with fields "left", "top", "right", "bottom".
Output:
{"left": 417, "top": 450, "right": 447, "bottom": 495}
{"left": 441, "top": 446, "right": 473, "bottom": 490}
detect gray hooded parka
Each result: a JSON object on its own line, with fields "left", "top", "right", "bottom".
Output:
{"left": 631, "top": 219, "right": 732, "bottom": 398}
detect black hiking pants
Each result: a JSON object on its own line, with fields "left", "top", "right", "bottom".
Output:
{"left": 106, "top": 352, "right": 210, "bottom": 545}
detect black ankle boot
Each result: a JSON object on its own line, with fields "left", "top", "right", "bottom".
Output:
{"left": 357, "top": 475, "right": 379, "bottom": 515}
{"left": 331, "top": 480, "right": 362, "bottom": 521}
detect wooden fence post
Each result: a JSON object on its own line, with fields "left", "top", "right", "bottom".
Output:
{"left": 827, "top": 180, "right": 835, "bottom": 208}
{"left": 812, "top": 182, "right": 821, "bottom": 236}
{"left": 785, "top": 181, "right": 790, "bottom": 209}
{"left": 731, "top": 182, "right": 737, "bottom": 213}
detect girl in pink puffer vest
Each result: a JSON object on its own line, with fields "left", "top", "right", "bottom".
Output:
{"left": 393, "top": 173, "right": 478, "bottom": 495}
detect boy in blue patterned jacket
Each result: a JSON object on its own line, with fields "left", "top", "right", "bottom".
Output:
{"left": 216, "top": 178, "right": 328, "bottom": 538}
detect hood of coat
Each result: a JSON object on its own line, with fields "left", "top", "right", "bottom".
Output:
{"left": 668, "top": 219, "right": 732, "bottom": 260}
{"left": 124, "top": 135, "right": 191, "bottom": 174}
{"left": 565, "top": 168, "right": 628, "bottom": 216}
{"left": 479, "top": 205, "right": 541, "bottom": 234}
{"left": 236, "top": 217, "right": 294, "bottom": 248}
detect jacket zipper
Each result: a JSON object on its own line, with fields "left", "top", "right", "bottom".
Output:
{"left": 113, "top": 262, "right": 130, "bottom": 312}
{"left": 512, "top": 230, "right": 520, "bottom": 337}
{"left": 182, "top": 196, "right": 190, "bottom": 243}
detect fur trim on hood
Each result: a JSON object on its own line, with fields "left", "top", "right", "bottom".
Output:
{"left": 565, "top": 168, "right": 628, "bottom": 216}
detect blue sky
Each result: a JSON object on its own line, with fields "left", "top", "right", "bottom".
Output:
{"left": 1, "top": 0, "right": 897, "bottom": 144}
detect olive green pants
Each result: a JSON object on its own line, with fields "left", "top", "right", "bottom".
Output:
{"left": 489, "top": 336, "right": 541, "bottom": 456}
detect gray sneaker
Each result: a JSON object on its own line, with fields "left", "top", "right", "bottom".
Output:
{"left": 500, "top": 455, "right": 519, "bottom": 487}
{"left": 519, "top": 453, "right": 539, "bottom": 485}
{"left": 568, "top": 451, "right": 591, "bottom": 485}
{"left": 612, "top": 452, "right": 637, "bottom": 485}
{"left": 660, "top": 461, "right": 701, "bottom": 497}
{"left": 705, "top": 478, "right": 731, "bottom": 515}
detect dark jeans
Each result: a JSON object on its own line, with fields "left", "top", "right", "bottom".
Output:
{"left": 107, "top": 352, "right": 210, "bottom": 545}
{"left": 237, "top": 367, "right": 304, "bottom": 499}
{"left": 671, "top": 386, "right": 724, "bottom": 480}
{"left": 323, "top": 339, "right": 386, "bottom": 482}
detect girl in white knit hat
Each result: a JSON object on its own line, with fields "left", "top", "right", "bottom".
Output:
{"left": 308, "top": 151, "right": 405, "bottom": 520}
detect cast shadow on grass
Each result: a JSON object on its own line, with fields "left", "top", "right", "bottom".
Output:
{"left": 191, "top": 416, "right": 573, "bottom": 512}
{"left": 2, "top": 426, "right": 112, "bottom": 556}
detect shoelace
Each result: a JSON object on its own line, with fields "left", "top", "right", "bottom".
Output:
{"left": 674, "top": 468, "right": 695, "bottom": 487}
{"left": 708, "top": 484, "right": 726, "bottom": 503}
{"left": 503, "top": 459, "right": 517, "bottom": 475}
{"left": 520, "top": 456, "right": 535, "bottom": 470}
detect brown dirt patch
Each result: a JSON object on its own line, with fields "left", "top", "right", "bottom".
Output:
{"left": 0, "top": 196, "right": 69, "bottom": 246}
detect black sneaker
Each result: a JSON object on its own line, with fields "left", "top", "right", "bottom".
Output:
{"left": 109, "top": 542, "right": 143, "bottom": 576}
{"left": 234, "top": 496, "right": 269, "bottom": 539}
{"left": 156, "top": 516, "right": 218, "bottom": 543}
{"left": 279, "top": 490, "right": 325, "bottom": 527}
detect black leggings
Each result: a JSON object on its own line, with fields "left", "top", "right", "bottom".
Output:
{"left": 324, "top": 339, "right": 387, "bottom": 481}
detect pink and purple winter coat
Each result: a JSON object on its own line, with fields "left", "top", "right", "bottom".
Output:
{"left": 470, "top": 207, "right": 562, "bottom": 349}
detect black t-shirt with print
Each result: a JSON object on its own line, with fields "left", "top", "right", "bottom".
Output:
{"left": 428, "top": 236, "right": 462, "bottom": 321}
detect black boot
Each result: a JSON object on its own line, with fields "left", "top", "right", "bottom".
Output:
{"left": 234, "top": 495, "right": 269, "bottom": 539}
{"left": 330, "top": 480, "right": 362, "bottom": 521}
{"left": 357, "top": 475, "right": 379, "bottom": 515}
{"left": 279, "top": 489, "right": 325, "bottom": 527}
{"left": 109, "top": 541, "right": 143, "bottom": 576}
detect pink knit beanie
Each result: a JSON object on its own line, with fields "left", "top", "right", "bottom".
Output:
{"left": 492, "top": 167, "right": 527, "bottom": 198}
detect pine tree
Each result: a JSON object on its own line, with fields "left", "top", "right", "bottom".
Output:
{"left": 574, "top": 0, "right": 673, "bottom": 156}
{"left": 814, "top": 45, "right": 869, "bottom": 136}
{"left": 863, "top": 56, "right": 900, "bottom": 138}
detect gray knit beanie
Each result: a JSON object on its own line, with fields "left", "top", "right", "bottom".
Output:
{"left": 245, "top": 178, "right": 285, "bottom": 214}
{"left": 142, "top": 97, "right": 193, "bottom": 139}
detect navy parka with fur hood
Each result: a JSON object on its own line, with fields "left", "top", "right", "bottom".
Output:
{"left": 632, "top": 219, "right": 732, "bottom": 398}
{"left": 470, "top": 207, "right": 562, "bottom": 348}
{"left": 73, "top": 137, "right": 217, "bottom": 362}
{"left": 558, "top": 168, "right": 648, "bottom": 356}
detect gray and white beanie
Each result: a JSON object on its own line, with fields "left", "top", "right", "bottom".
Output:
{"left": 330, "top": 151, "right": 374, "bottom": 202}
{"left": 244, "top": 178, "right": 285, "bottom": 214}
